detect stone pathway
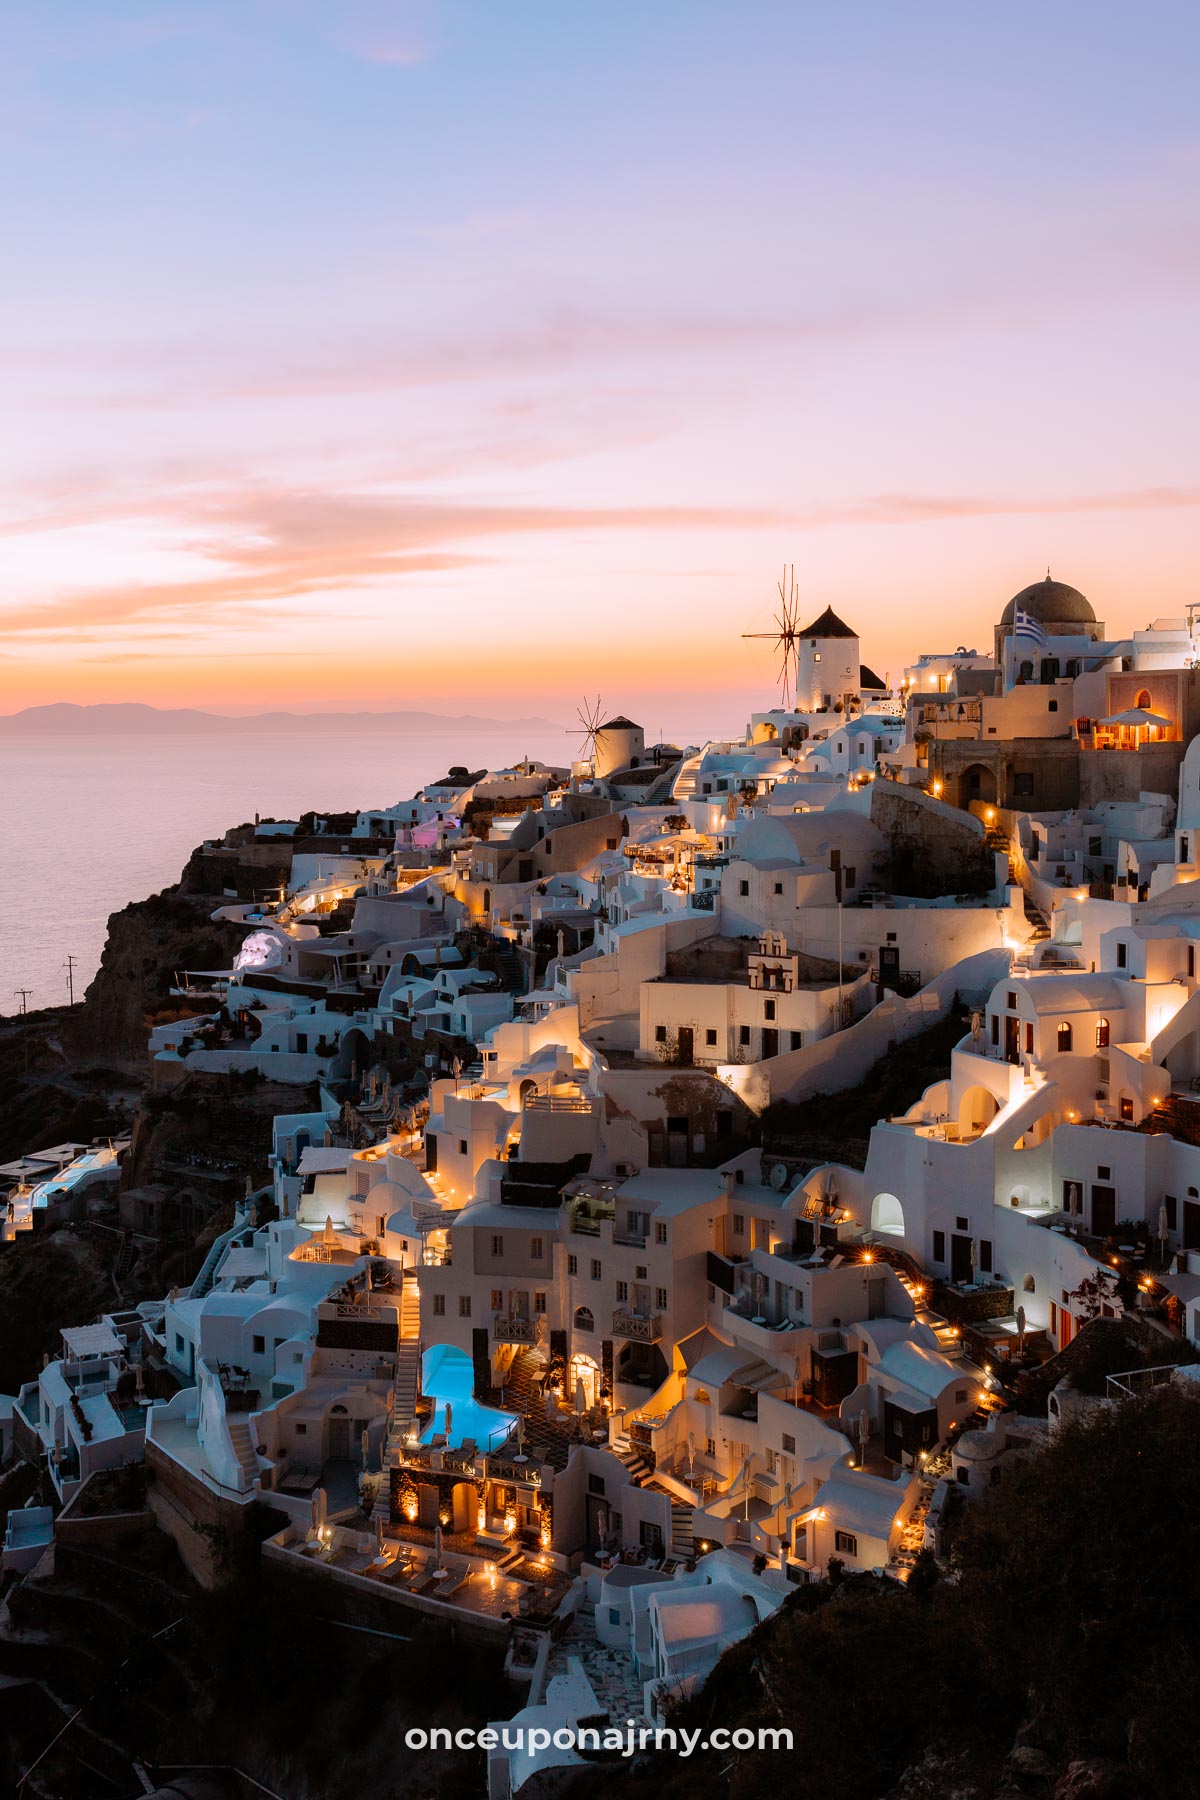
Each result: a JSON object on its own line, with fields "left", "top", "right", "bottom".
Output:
{"left": 544, "top": 1597, "right": 646, "bottom": 1724}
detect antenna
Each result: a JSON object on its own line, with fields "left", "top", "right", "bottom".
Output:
{"left": 742, "top": 564, "right": 802, "bottom": 707}
{"left": 63, "top": 954, "right": 79, "bottom": 1007}
{"left": 575, "top": 694, "right": 604, "bottom": 768}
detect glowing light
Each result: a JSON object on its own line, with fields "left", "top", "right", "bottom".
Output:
{"left": 861, "top": 1250, "right": 874, "bottom": 1264}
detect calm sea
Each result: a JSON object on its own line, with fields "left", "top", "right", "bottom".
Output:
{"left": 0, "top": 725, "right": 580, "bottom": 1014}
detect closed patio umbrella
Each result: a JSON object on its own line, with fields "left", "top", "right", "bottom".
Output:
{"left": 443, "top": 1400, "right": 452, "bottom": 1440}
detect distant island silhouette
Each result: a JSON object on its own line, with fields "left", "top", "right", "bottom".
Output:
{"left": 0, "top": 702, "right": 561, "bottom": 735}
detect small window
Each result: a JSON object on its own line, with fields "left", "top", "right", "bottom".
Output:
{"left": 655, "top": 1287, "right": 668, "bottom": 1309}
{"left": 655, "top": 1221, "right": 667, "bottom": 1244}
{"left": 534, "top": 1291, "right": 546, "bottom": 1312}
{"left": 834, "top": 1530, "right": 857, "bottom": 1556}
{"left": 588, "top": 1473, "right": 606, "bottom": 1495}
{"left": 616, "top": 1280, "right": 628, "bottom": 1302}
{"left": 1097, "top": 1165, "right": 1110, "bottom": 1180}
{"left": 774, "top": 882, "right": 783, "bottom": 895}
{"left": 764, "top": 999, "right": 776, "bottom": 1021}
{"left": 739, "top": 1025, "right": 751, "bottom": 1046}
{"left": 459, "top": 1295, "right": 471, "bottom": 1317}
{"left": 591, "top": 1259, "right": 602, "bottom": 1280}
{"left": 1189, "top": 946, "right": 1196, "bottom": 979}
{"left": 491, "top": 1289, "right": 503, "bottom": 1310}
{"left": 1057, "top": 1021, "right": 1072, "bottom": 1053}
{"left": 575, "top": 1306, "right": 595, "bottom": 1332}
{"left": 739, "top": 880, "right": 750, "bottom": 897}
{"left": 1165, "top": 1196, "right": 1178, "bottom": 1229}
{"left": 1007, "top": 991, "right": 1017, "bottom": 1009}
{"left": 433, "top": 1294, "right": 445, "bottom": 1315}
{"left": 955, "top": 1388, "right": 968, "bottom": 1404}
{"left": 567, "top": 1254, "right": 577, "bottom": 1275}
{"left": 790, "top": 1030, "right": 803, "bottom": 1049}
{"left": 733, "top": 1214, "right": 745, "bottom": 1235}
{"left": 782, "top": 1433, "right": 795, "bottom": 1454}
{"left": 1120, "top": 1097, "right": 1133, "bottom": 1121}
{"left": 655, "top": 1024, "right": 667, "bottom": 1042}
{"left": 980, "top": 1239, "right": 993, "bottom": 1274}
{"left": 1117, "top": 942, "right": 1127, "bottom": 969}
{"left": 492, "top": 1235, "right": 504, "bottom": 1255}
{"left": 705, "top": 1028, "right": 717, "bottom": 1045}
{"left": 1096, "top": 1018, "right": 1110, "bottom": 1049}
{"left": 459, "top": 1138, "right": 468, "bottom": 1156}
{"left": 956, "top": 1217, "right": 968, "bottom": 1231}
{"left": 530, "top": 1236, "right": 543, "bottom": 1258}
{"left": 1048, "top": 700, "right": 1058, "bottom": 713}
{"left": 933, "top": 1230, "right": 946, "bottom": 1263}
{"left": 253, "top": 1335, "right": 265, "bottom": 1355}
{"left": 295, "top": 1422, "right": 307, "bottom": 1436}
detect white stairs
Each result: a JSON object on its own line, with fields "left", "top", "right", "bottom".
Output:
{"left": 372, "top": 1274, "right": 422, "bottom": 1525}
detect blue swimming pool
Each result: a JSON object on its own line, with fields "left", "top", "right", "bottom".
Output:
{"left": 420, "top": 1345, "right": 517, "bottom": 1450}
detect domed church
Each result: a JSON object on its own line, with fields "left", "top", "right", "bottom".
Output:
{"left": 993, "top": 573, "right": 1105, "bottom": 664}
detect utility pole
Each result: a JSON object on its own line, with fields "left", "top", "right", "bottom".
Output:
{"left": 13, "top": 988, "right": 33, "bottom": 1074}
{"left": 63, "top": 955, "right": 79, "bottom": 1006}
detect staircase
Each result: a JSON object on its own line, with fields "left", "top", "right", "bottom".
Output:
{"left": 226, "top": 1417, "right": 259, "bottom": 1490}
{"left": 870, "top": 1242, "right": 966, "bottom": 1358}
{"left": 1023, "top": 892, "right": 1051, "bottom": 942}
{"left": 188, "top": 1203, "right": 251, "bottom": 1300}
{"left": 372, "top": 1275, "right": 422, "bottom": 1525}
{"left": 984, "top": 823, "right": 1016, "bottom": 886}
{"left": 493, "top": 944, "right": 526, "bottom": 994}
{"left": 669, "top": 1499, "right": 694, "bottom": 1561}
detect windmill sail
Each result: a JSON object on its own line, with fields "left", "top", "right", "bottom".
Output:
{"left": 742, "top": 565, "right": 802, "bottom": 707}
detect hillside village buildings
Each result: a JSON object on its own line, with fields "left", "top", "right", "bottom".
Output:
{"left": 10, "top": 574, "right": 1200, "bottom": 1780}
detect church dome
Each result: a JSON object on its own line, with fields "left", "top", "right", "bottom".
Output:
{"left": 999, "top": 574, "right": 1095, "bottom": 629}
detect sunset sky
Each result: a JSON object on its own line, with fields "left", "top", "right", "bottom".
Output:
{"left": 3, "top": 0, "right": 1199, "bottom": 723}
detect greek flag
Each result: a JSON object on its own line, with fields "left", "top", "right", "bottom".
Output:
{"left": 1013, "top": 608, "right": 1049, "bottom": 648}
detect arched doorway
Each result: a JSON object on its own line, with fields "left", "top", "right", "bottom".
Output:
{"left": 958, "top": 1085, "right": 999, "bottom": 1139}
{"left": 961, "top": 763, "right": 998, "bottom": 806}
{"left": 871, "top": 1192, "right": 905, "bottom": 1237}
{"left": 569, "top": 1352, "right": 601, "bottom": 1411}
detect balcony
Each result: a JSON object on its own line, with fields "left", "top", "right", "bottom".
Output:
{"left": 493, "top": 1314, "right": 537, "bottom": 1344}
{"left": 612, "top": 1309, "right": 662, "bottom": 1343}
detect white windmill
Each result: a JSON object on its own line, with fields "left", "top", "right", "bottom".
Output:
{"left": 575, "top": 694, "right": 604, "bottom": 773}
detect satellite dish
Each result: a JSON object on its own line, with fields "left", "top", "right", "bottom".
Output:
{"left": 770, "top": 1163, "right": 789, "bottom": 1191}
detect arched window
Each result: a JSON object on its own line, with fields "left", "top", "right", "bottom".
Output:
{"left": 1018, "top": 660, "right": 1034, "bottom": 682}
{"left": 573, "top": 1306, "right": 594, "bottom": 1333}
{"left": 1096, "top": 1017, "right": 1110, "bottom": 1049}
{"left": 1135, "top": 690, "right": 1152, "bottom": 711}
{"left": 1057, "top": 1021, "right": 1072, "bottom": 1053}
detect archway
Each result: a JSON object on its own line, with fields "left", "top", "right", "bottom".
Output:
{"left": 1135, "top": 689, "right": 1152, "bottom": 711}
{"left": 958, "top": 1084, "right": 999, "bottom": 1139}
{"left": 569, "top": 1352, "right": 601, "bottom": 1410}
{"left": 961, "top": 762, "right": 998, "bottom": 806}
{"left": 871, "top": 1192, "right": 905, "bottom": 1237}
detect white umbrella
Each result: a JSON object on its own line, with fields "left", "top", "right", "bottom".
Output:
{"left": 311, "top": 1486, "right": 327, "bottom": 1535}
{"left": 1016, "top": 1304, "right": 1027, "bottom": 1355}
{"left": 575, "top": 1377, "right": 587, "bottom": 1415}
{"left": 1100, "top": 707, "right": 1172, "bottom": 728}
{"left": 1159, "top": 1202, "right": 1170, "bottom": 1253}
{"left": 434, "top": 1523, "right": 444, "bottom": 1572}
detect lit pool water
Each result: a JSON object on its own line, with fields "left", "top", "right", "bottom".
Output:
{"left": 420, "top": 1345, "right": 517, "bottom": 1450}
